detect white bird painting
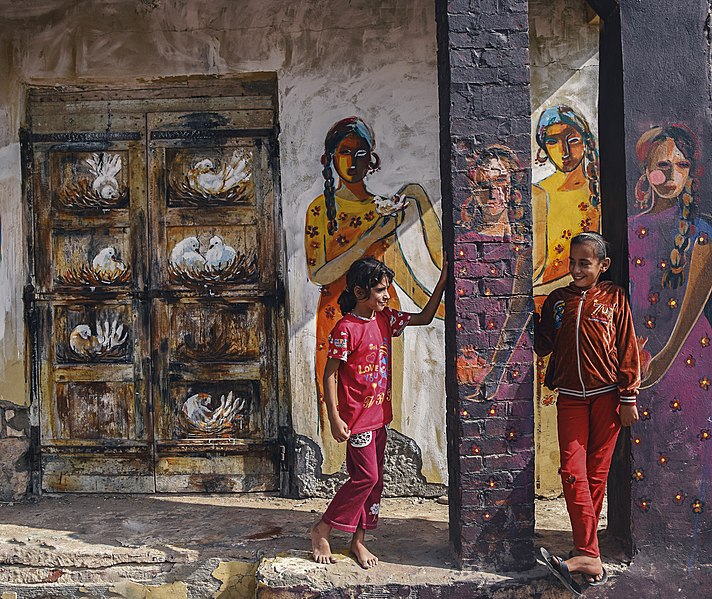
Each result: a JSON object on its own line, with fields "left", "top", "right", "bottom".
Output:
{"left": 205, "top": 235, "right": 237, "bottom": 270}
{"left": 182, "top": 391, "right": 246, "bottom": 434}
{"left": 69, "top": 324, "right": 102, "bottom": 355}
{"left": 186, "top": 150, "right": 251, "bottom": 196}
{"left": 170, "top": 236, "right": 207, "bottom": 272}
{"left": 183, "top": 393, "right": 212, "bottom": 423}
{"left": 91, "top": 247, "right": 127, "bottom": 276}
{"left": 86, "top": 153, "right": 122, "bottom": 200}
{"left": 69, "top": 319, "right": 128, "bottom": 358}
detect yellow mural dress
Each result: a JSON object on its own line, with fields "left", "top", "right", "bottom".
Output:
{"left": 305, "top": 184, "right": 443, "bottom": 474}
{"left": 532, "top": 170, "right": 600, "bottom": 496}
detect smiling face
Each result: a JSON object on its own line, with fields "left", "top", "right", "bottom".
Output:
{"left": 543, "top": 123, "right": 585, "bottom": 173}
{"left": 472, "top": 157, "right": 511, "bottom": 223}
{"left": 568, "top": 241, "right": 610, "bottom": 289}
{"left": 333, "top": 133, "right": 372, "bottom": 183}
{"left": 355, "top": 276, "right": 391, "bottom": 313}
{"left": 645, "top": 138, "right": 691, "bottom": 199}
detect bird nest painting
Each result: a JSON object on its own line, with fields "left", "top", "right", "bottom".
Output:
{"left": 169, "top": 150, "right": 254, "bottom": 207}
{"left": 57, "top": 264, "right": 131, "bottom": 287}
{"left": 56, "top": 247, "right": 131, "bottom": 287}
{"left": 57, "top": 319, "right": 129, "bottom": 362}
{"left": 57, "top": 153, "right": 129, "bottom": 210}
{"left": 179, "top": 391, "right": 248, "bottom": 437}
{"left": 168, "top": 235, "right": 257, "bottom": 288}
{"left": 178, "top": 331, "right": 255, "bottom": 362}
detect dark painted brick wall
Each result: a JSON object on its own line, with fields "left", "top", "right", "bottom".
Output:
{"left": 620, "top": 1, "right": 712, "bottom": 562}
{"left": 437, "top": 0, "right": 534, "bottom": 571}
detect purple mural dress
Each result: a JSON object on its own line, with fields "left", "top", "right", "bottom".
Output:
{"left": 629, "top": 205, "right": 712, "bottom": 544}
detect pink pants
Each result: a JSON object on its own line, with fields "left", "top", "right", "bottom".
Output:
{"left": 322, "top": 427, "right": 387, "bottom": 533}
{"left": 557, "top": 391, "right": 621, "bottom": 558}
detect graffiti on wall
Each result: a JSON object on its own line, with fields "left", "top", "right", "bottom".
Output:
{"left": 629, "top": 124, "right": 712, "bottom": 527}
{"left": 304, "top": 116, "right": 443, "bottom": 473}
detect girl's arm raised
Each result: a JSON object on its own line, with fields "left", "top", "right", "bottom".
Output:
{"left": 408, "top": 259, "right": 448, "bottom": 326}
{"left": 323, "top": 358, "right": 350, "bottom": 442}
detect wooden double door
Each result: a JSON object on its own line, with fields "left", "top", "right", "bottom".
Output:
{"left": 26, "top": 79, "right": 282, "bottom": 493}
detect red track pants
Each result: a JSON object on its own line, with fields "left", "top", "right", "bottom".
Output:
{"left": 322, "top": 426, "right": 387, "bottom": 533}
{"left": 557, "top": 391, "right": 621, "bottom": 558}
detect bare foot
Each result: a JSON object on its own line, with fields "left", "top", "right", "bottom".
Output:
{"left": 350, "top": 529, "right": 378, "bottom": 569}
{"left": 311, "top": 520, "right": 336, "bottom": 564}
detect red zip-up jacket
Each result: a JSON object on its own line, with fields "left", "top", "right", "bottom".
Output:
{"left": 534, "top": 281, "right": 640, "bottom": 404}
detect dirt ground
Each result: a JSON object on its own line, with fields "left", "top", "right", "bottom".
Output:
{"left": 0, "top": 492, "right": 621, "bottom": 592}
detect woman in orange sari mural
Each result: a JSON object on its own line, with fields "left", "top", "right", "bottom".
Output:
{"left": 305, "top": 117, "right": 444, "bottom": 473}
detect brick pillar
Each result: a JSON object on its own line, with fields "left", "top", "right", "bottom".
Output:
{"left": 436, "top": 0, "right": 535, "bottom": 571}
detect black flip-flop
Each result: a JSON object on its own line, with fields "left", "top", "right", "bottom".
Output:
{"left": 540, "top": 547, "right": 583, "bottom": 596}
{"left": 585, "top": 566, "right": 609, "bottom": 586}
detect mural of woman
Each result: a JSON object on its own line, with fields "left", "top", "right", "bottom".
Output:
{"left": 531, "top": 105, "right": 601, "bottom": 495}
{"left": 629, "top": 124, "right": 712, "bottom": 534}
{"left": 305, "top": 116, "right": 443, "bottom": 473}
{"left": 532, "top": 105, "right": 600, "bottom": 296}
{"left": 460, "top": 144, "right": 525, "bottom": 240}
{"left": 457, "top": 145, "right": 530, "bottom": 398}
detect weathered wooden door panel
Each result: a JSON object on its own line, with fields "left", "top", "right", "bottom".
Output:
{"left": 31, "top": 131, "right": 153, "bottom": 493}
{"left": 28, "top": 80, "right": 281, "bottom": 493}
{"left": 148, "top": 108, "right": 279, "bottom": 492}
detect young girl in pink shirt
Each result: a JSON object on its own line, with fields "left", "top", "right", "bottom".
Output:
{"left": 311, "top": 257, "right": 447, "bottom": 568}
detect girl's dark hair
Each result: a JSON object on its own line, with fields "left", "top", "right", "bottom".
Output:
{"left": 570, "top": 232, "right": 609, "bottom": 261}
{"left": 321, "top": 117, "right": 380, "bottom": 236}
{"left": 338, "top": 257, "right": 394, "bottom": 315}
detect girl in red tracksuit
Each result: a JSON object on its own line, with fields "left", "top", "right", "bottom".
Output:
{"left": 535, "top": 232, "right": 640, "bottom": 594}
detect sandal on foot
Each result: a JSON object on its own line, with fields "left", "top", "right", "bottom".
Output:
{"left": 585, "top": 566, "right": 609, "bottom": 586}
{"left": 539, "top": 547, "right": 583, "bottom": 596}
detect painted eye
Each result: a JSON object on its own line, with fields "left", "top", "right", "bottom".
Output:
{"left": 354, "top": 150, "right": 368, "bottom": 159}
{"left": 677, "top": 160, "right": 691, "bottom": 169}
{"left": 656, "top": 160, "right": 671, "bottom": 168}
{"left": 568, "top": 136, "right": 582, "bottom": 145}
{"left": 545, "top": 138, "right": 557, "bottom": 146}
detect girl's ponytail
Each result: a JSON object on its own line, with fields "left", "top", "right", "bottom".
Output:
{"left": 338, "top": 287, "right": 358, "bottom": 315}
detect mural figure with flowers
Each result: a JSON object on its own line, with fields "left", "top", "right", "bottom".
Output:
{"left": 304, "top": 117, "right": 444, "bottom": 473}
{"left": 629, "top": 124, "right": 712, "bottom": 534}
{"left": 531, "top": 105, "right": 601, "bottom": 494}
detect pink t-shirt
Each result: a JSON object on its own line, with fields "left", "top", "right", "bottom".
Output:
{"left": 327, "top": 306, "right": 411, "bottom": 434}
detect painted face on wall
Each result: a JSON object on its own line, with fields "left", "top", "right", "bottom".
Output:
{"left": 543, "top": 123, "right": 585, "bottom": 173}
{"left": 333, "top": 133, "right": 372, "bottom": 183}
{"left": 645, "top": 138, "right": 691, "bottom": 199}
{"left": 472, "top": 157, "right": 511, "bottom": 222}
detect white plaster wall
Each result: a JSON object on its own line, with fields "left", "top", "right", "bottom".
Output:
{"left": 0, "top": 0, "right": 446, "bottom": 482}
